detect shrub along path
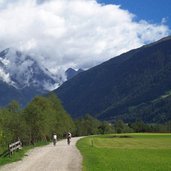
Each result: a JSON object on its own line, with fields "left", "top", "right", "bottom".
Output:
{"left": 0, "top": 137, "right": 82, "bottom": 171}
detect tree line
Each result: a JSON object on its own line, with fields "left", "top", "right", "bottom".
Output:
{"left": 75, "top": 116, "right": 171, "bottom": 136}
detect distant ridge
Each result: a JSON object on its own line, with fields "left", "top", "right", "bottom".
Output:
{"left": 65, "top": 68, "right": 84, "bottom": 80}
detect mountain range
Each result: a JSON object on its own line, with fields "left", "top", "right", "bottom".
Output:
{"left": 0, "top": 48, "right": 81, "bottom": 106}
{"left": 55, "top": 36, "right": 171, "bottom": 123}
{"left": 0, "top": 48, "right": 56, "bottom": 106}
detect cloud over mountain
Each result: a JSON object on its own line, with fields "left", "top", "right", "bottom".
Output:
{"left": 0, "top": 0, "right": 170, "bottom": 76}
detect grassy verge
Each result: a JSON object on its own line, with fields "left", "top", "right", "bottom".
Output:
{"left": 0, "top": 141, "right": 49, "bottom": 166}
{"left": 77, "top": 133, "right": 171, "bottom": 171}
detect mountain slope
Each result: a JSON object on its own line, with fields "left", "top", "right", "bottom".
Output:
{"left": 55, "top": 36, "right": 171, "bottom": 122}
{"left": 0, "top": 80, "right": 20, "bottom": 106}
{"left": 0, "top": 79, "right": 50, "bottom": 106}
{"left": 116, "top": 91, "right": 171, "bottom": 123}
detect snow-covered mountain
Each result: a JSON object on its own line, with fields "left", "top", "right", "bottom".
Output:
{"left": 0, "top": 48, "right": 64, "bottom": 106}
{"left": 0, "top": 48, "right": 83, "bottom": 106}
{"left": 0, "top": 48, "right": 60, "bottom": 91}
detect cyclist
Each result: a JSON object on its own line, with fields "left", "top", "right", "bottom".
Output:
{"left": 52, "top": 133, "right": 57, "bottom": 146}
{"left": 67, "top": 132, "right": 72, "bottom": 145}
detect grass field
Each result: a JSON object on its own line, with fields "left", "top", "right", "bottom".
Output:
{"left": 77, "top": 133, "right": 171, "bottom": 171}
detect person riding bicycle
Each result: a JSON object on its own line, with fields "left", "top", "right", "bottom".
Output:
{"left": 52, "top": 133, "right": 57, "bottom": 146}
{"left": 67, "top": 132, "right": 72, "bottom": 145}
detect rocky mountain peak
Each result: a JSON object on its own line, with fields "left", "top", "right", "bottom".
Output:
{"left": 0, "top": 48, "right": 57, "bottom": 91}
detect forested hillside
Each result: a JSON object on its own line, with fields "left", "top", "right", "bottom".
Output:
{"left": 111, "top": 91, "right": 171, "bottom": 123}
{"left": 56, "top": 36, "right": 171, "bottom": 123}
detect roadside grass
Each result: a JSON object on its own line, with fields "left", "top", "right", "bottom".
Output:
{"left": 77, "top": 133, "right": 171, "bottom": 171}
{"left": 0, "top": 141, "right": 49, "bottom": 166}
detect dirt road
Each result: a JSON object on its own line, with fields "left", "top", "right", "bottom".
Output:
{"left": 0, "top": 137, "right": 82, "bottom": 171}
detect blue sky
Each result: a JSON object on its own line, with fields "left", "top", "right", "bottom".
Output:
{"left": 99, "top": 0, "right": 171, "bottom": 29}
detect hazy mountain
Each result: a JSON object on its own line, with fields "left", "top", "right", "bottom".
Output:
{"left": 65, "top": 68, "right": 84, "bottom": 80}
{"left": 55, "top": 36, "right": 171, "bottom": 123}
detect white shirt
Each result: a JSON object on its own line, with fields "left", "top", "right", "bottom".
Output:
{"left": 53, "top": 134, "right": 57, "bottom": 140}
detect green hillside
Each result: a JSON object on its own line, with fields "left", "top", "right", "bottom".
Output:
{"left": 102, "top": 91, "right": 171, "bottom": 123}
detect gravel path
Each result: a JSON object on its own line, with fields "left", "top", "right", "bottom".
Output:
{"left": 0, "top": 137, "right": 82, "bottom": 171}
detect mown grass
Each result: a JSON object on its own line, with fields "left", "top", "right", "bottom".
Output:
{"left": 0, "top": 141, "right": 49, "bottom": 166}
{"left": 77, "top": 133, "right": 171, "bottom": 171}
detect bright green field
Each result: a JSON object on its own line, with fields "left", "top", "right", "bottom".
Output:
{"left": 77, "top": 134, "right": 171, "bottom": 171}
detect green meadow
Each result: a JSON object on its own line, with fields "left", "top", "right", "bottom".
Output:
{"left": 77, "top": 134, "right": 171, "bottom": 171}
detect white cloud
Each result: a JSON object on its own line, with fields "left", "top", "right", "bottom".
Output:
{"left": 0, "top": 0, "right": 170, "bottom": 75}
